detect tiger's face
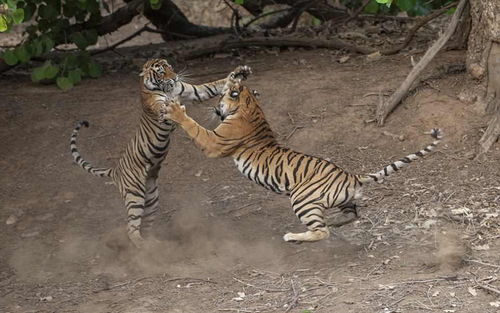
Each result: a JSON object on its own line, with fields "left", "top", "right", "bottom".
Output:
{"left": 216, "top": 81, "right": 260, "bottom": 121}
{"left": 140, "top": 59, "right": 179, "bottom": 93}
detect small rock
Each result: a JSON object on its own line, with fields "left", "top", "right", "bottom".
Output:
{"left": 472, "top": 244, "right": 490, "bottom": 251}
{"left": 35, "top": 213, "right": 54, "bottom": 221}
{"left": 194, "top": 170, "right": 203, "bottom": 177}
{"left": 422, "top": 219, "right": 437, "bottom": 229}
{"left": 6, "top": 215, "right": 17, "bottom": 225}
{"left": 469, "top": 63, "right": 485, "bottom": 79}
{"left": 40, "top": 296, "right": 53, "bottom": 302}
{"left": 490, "top": 301, "right": 500, "bottom": 308}
{"left": 366, "top": 51, "right": 381, "bottom": 62}
{"left": 468, "top": 287, "right": 477, "bottom": 297}
{"left": 21, "top": 231, "right": 40, "bottom": 238}
{"left": 338, "top": 55, "right": 350, "bottom": 64}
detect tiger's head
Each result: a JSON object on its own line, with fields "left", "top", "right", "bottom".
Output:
{"left": 140, "top": 58, "right": 180, "bottom": 94}
{"left": 215, "top": 79, "right": 261, "bottom": 121}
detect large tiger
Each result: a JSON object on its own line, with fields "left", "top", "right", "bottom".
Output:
{"left": 70, "top": 59, "right": 251, "bottom": 247}
{"left": 164, "top": 77, "right": 443, "bottom": 243}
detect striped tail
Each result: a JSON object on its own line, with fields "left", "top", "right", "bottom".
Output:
{"left": 70, "top": 121, "right": 113, "bottom": 178}
{"left": 358, "top": 128, "right": 443, "bottom": 184}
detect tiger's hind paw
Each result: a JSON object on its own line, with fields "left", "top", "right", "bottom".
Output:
{"left": 283, "top": 233, "right": 303, "bottom": 244}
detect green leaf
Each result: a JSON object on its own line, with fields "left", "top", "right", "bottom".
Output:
{"left": 150, "top": 1, "right": 161, "bottom": 9}
{"left": 31, "top": 66, "right": 46, "bottom": 82}
{"left": 396, "top": 0, "right": 415, "bottom": 12}
{"left": 87, "top": 61, "right": 101, "bottom": 78}
{"left": 84, "top": 29, "right": 98, "bottom": 46}
{"left": 22, "top": 2, "right": 36, "bottom": 21}
{"left": 12, "top": 8, "right": 24, "bottom": 24}
{"left": 6, "top": 0, "right": 16, "bottom": 9}
{"left": 32, "top": 39, "right": 44, "bottom": 56}
{"left": 68, "top": 69, "right": 82, "bottom": 84}
{"left": 2, "top": 50, "right": 18, "bottom": 65}
{"left": 70, "top": 32, "right": 88, "bottom": 50}
{"left": 56, "top": 77, "right": 74, "bottom": 90}
{"left": 42, "top": 36, "right": 55, "bottom": 53}
{"left": 376, "top": 0, "right": 392, "bottom": 7}
{"left": 38, "top": 4, "right": 58, "bottom": 20}
{"left": 44, "top": 63, "right": 59, "bottom": 79}
{"left": 14, "top": 45, "right": 30, "bottom": 63}
{"left": 234, "top": 0, "right": 244, "bottom": 4}
{"left": 364, "top": 0, "right": 379, "bottom": 14}
{"left": 0, "top": 15, "right": 8, "bottom": 32}
{"left": 64, "top": 54, "right": 77, "bottom": 68}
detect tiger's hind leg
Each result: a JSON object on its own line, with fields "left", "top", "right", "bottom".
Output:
{"left": 329, "top": 202, "right": 359, "bottom": 227}
{"left": 125, "top": 188, "right": 147, "bottom": 248}
{"left": 142, "top": 170, "right": 161, "bottom": 240}
{"left": 283, "top": 200, "right": 330, "bottom": 243}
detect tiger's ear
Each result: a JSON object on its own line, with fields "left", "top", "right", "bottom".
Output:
{"left": 139, "top": 70, "right": 145, "bottom": 77}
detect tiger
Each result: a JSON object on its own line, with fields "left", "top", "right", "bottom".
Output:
{"left": 70, "top": 59, "right": 251, "bottom": 248}
{"left": 164, "top": 76, "right": 443, "bottom": 243}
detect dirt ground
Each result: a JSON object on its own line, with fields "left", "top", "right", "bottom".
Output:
{"left": 1, "top": 41, "right": 500, "bottom": 313}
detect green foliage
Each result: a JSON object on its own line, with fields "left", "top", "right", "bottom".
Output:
{"left": 0, "top": 0, "right": 24, "bottom": 32}
{"left": 149, "top": 0, "right": 162, "bottom": 10}
{"left": 359, "top": 0, "right": 457, "bottom": 16}
{"left": 0, "top": 0, "right": 107, "bottom": 90}
{"left": 233, "top": 0, "right": 244, "bottom": 4}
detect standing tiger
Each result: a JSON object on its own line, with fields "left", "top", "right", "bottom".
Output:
{"left": 70, "top": 59, "right": 251, "bottom": 247}
{"left": 164, "top": 77, "right": 443, "bottom": 243}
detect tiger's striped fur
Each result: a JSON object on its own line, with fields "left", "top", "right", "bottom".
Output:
{"left": 70, "top": 59, "right": 251, "bottom": 247}
{"left": 165, "top": 78, "right": 443, "bottom": 243}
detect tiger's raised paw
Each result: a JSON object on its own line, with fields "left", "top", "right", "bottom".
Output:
{"left": 164, "top": 100, "right": 187, "bottom": 124}
{"left": 231, "top": 65, "right": 252, "bottom": 81}
{"left": 158, "top": 103, "right": 168, "bottom": 122}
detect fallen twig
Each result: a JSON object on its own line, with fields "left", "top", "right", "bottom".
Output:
{"left": 376, "top": 0, "right": 467, "bottom": 126}
{"left": 285, "top": 126, "right": 305, "bottom": 141}
{"left": 233, "top": 277, "right": 288, "bottom": 292}
{"left": 475, "top": 281, "right": 500, "bottom": 296}
{"left": 466, "top": 259, "right": 500, "bottom": 269}
{"left": 284, "top": 279, "right": 300, "bottom": 313}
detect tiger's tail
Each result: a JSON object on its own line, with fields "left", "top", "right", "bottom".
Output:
{"left": 357, "top": 128, "right": 443, "bottom": 184}
{"left": 70, "top": 121, "right": 113, "bottom": 178}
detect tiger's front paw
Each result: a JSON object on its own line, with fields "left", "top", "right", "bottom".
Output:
{"left": 231, "top": 65, "right": 252, "bottom": 81}
{"left": 165, "top": 99, "right": 187, "bottom": 124}
{"left": 158, "top": 103, "right": 168, "bottom": 122}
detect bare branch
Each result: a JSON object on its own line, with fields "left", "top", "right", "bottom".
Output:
{"left": 376, "top": 0, "right": 467, "bottom": 126}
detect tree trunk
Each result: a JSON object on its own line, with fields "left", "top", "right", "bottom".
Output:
{"left": 467, "top": 0, "right": 500, "bottom": 156}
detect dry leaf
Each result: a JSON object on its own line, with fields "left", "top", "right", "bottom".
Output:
{"left": 490, "top": 301, "right": 500, "bottom": 307}
{"left": 472, "top": 244, "right": 490, "bottom": 251}
{"left": 467, "top": 287, "right": 477, "bottom": 297}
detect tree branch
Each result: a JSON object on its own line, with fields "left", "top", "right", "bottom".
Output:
{"left": 0, "top": 0, "right": 144, "bottom": 75}
{"left": 376, "top": 0, "right": 467, "bottom": 126}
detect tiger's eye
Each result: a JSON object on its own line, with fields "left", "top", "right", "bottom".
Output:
{"left": 230, "top": 91, "right": 239, "bottom": 98}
